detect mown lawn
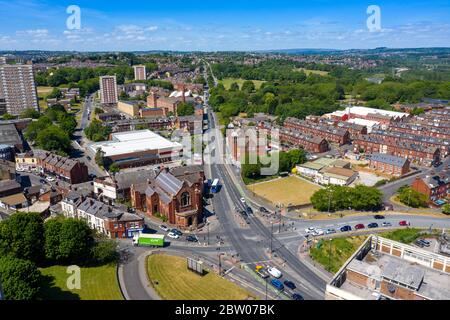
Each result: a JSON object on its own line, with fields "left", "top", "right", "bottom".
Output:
{"left": 248, "top": 176, "right": 321, "bottom": 206}
{"left": 38, "top": 264, "right": 123, "bottom": 300}
{"left": 147, "top": 254, "right": 255, "bottom": 300}
{"left": 220, "top": 78, "right": 266, "bottom": 90}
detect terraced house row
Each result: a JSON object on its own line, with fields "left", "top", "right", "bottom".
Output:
{"left": 353, "top": 135, "right": 441, "bottom": 167}
{"left": 369, "top": 129, "right": 450, "bottom": 157}
{"left": 277, "top": 126, "right": 330, "bottom": 153}
{"left": 283, "top": 117, "right": 351, "bottom": 145}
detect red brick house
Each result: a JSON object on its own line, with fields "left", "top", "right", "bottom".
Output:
{"left": 284, "top": 118, "right": 350, "bottom": 145}
{"left": 36, "top": 151, "right": 89, "bottom": 184}
{"left": 369, "top": 153, "right": 410, "bottom": 177}
{"left": 278, "top": 127, "right": 330, "bottom": 153}
{"left": 412, "top": 173, "right": 450, "bottom": 204}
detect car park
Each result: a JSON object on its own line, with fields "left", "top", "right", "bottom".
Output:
{"left": 267, "top": 267, "right": 282, "bottom": 279}
{"left": 415, "top": 240, "right": 425, "bottom": 248}
{"left": 292, "top": 293, "right": 304, "bottom": 300}
{"left": 271, "top": 279, "right": 284, "bottom": 291}
{"left": 325, "top": 228, "right": 336, "bottom": 235}
{"left": 355, "top": 224, "right": 365, "bottom": 230}
{"left": 159, "top": 225, "right": 170, "bottom": 232}
{"left": 340, "top": 225, "right": 352, "bottom": 232}
{"left": 283, "top": 280, "right": 296, "bottom": 290}
{"left": 374, "top": 215, "right": 385, "bottom": 220}
{"left": 381, "top": 222, "right": 392, "bottom": 227}
{"left": 399, "top": 220, "right": 410, "bottom": 226}
{"left": 167, "top": 232, "right": 180, "bottom": 239}
{"left": 368, "top": 223, "right": 379, "bottom": 229}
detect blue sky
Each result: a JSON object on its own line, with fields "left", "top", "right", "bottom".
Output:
{"left": 0, "top": 0, "right": 449, "bottom": 51}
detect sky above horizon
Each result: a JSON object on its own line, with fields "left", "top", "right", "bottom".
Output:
{"left": 0, "top": 0, "right": 449, "bottom": 51}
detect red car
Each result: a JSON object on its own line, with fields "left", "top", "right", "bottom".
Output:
{"left": 399, "top": 221, "right": 411, "bottom": 227}
{"left": 355, "top": 224, "right": 365, "bottom": 230}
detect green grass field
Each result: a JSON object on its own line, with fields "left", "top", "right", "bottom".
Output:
{"left": 38, "top": 264, "right": 123, "bottom": 300}
{"left": 310, "top": 236, "right": 366, "bottom": 273}
{"left": 293, "top": 68, "right": 329, "bottom": 76}
{"left": 248, "top": 176, "right": 321, "bottom": 206}
{"left": 220, "top": 78, "right": 266, "bottom": 90}
{"left": 147, "top": 254, "right": 255, "bottom": 300}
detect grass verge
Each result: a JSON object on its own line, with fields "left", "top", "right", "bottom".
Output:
{"left": 146, "top": 254, "right": 255, "bottom": 300}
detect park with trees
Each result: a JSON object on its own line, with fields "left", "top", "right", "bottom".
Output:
{"left": 0, "top": 213, "right": 118, "bottom": 300}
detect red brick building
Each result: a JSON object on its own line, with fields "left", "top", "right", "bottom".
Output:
{"left": 412, "top": 172, "right": 450, "bottom": 204}
{"left": 130, "top": 167, "right": 204, "bottom": 229}
{"left": 353, "top": 135, "right": 440, "bottom": 167}
{"left": 36, "top": 151, "right": 89, "bottom": 184}
{"left": 278, "top": 127, "right": 330, "bottom": 153}
{"left": 369, "top": 153, "right": 410, "bottom": 177}
{"left": 284, "top": 118, "right": 350, "bottom": 145}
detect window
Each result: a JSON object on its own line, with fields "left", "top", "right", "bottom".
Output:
{"left": 181, "top": 192, "right": 191, "bottom": 207}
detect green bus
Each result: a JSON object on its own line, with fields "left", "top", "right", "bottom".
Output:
{"left": 133, "top": 234, "right": 165, "bottom": 247}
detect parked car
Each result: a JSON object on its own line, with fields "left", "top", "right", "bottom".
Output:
{"left": 159, "top": 225, "right": 169, "bottom": 232}
{"left": 260, "top": 207, "right": 269, "bottom": 213}
{"left": 271, "top": 279, "right": 284, "bottom": 291}
{"left": 267, "top": 267, "right": 282, "bottom": 279}
{"left": 40, "top": 179, "right": 47, "bottom": 184}
{"left": 186, "top": 235, "right": 199, "bottom": 243}
{"left": 246, "top": 207, "right": 254, "bottom": 215}
{"left": 313, "top": 229, "right": 324, "bottom": 236}
{"left": 340, "top": 225, "right": 352, "bottom": 232}
{"left": 355, "top": 224, "right": 365, "bottom": 230}
{"left": 255, "top": 265, "right": 269, "bottom": 279}
{"left": 305, "top": 227, "right": 316, "bottom": 234}
{"left": 325, "top": 228, "right": 336, "bottom": 235}
{"left": 368, "top": 223, "right": 379, "bottom": 229}
{"left": 86, "top": 156, "right": 92, "bottom": 161}
{"left": 399, "top": 220, "right": 411, "bottom": 227}
{"left": 46, "top": 176, "right": 56, "bottom": 182}
{"left": 171, "top": 229, "right": 183, "bottom": 236}
{"left": 381, "top": 222, "right": 392, "bottom": 227}
{"left": 283, "top": 280, "right": 296, "bottom": 290}
{"left": 292, "top": 293, "right": 304, "bottom": 300}
{"left": 167, "top": 232, "right": 180, "bottom": 239}
{"left": 415, "top": 240, "right": 425, "bottom": 248}
{"left": 374, "top": 215, "right": 385, "bottom": 220}
{"left": 240, "top": 197, "right": 246, "bottom": 204}
{"left": 418, "top": 239, "right": 431, "bottom": 247}
{"left": 240, "top": 210, "right": 248, "bottom": 218}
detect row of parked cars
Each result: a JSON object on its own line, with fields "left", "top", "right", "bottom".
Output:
{"left": 255, "top": 265, "right": 304, "bottom": 301}
{"left": 305, "top": 217, "right": 411, "bottom": 236}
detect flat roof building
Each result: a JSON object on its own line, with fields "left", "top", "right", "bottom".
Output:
{"left": 89, "top": 129, "right": 183, "bottom": 169}
{"left": 326, "top": 235, "right": 450, "bottom": 300}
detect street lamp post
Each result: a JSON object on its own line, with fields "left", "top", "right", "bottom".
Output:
{"left": 270, "top": 222, "right": 274, "bottom": 254}
{"left": 207, "top": 223, "right": 210, "bottom": 246}
{"left": 328, "top": 238, "right": 333, "bottom": 271}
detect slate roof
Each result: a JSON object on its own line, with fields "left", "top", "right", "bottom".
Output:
{"left": 370, "top": 153, "right": 409, "bottom": 167}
